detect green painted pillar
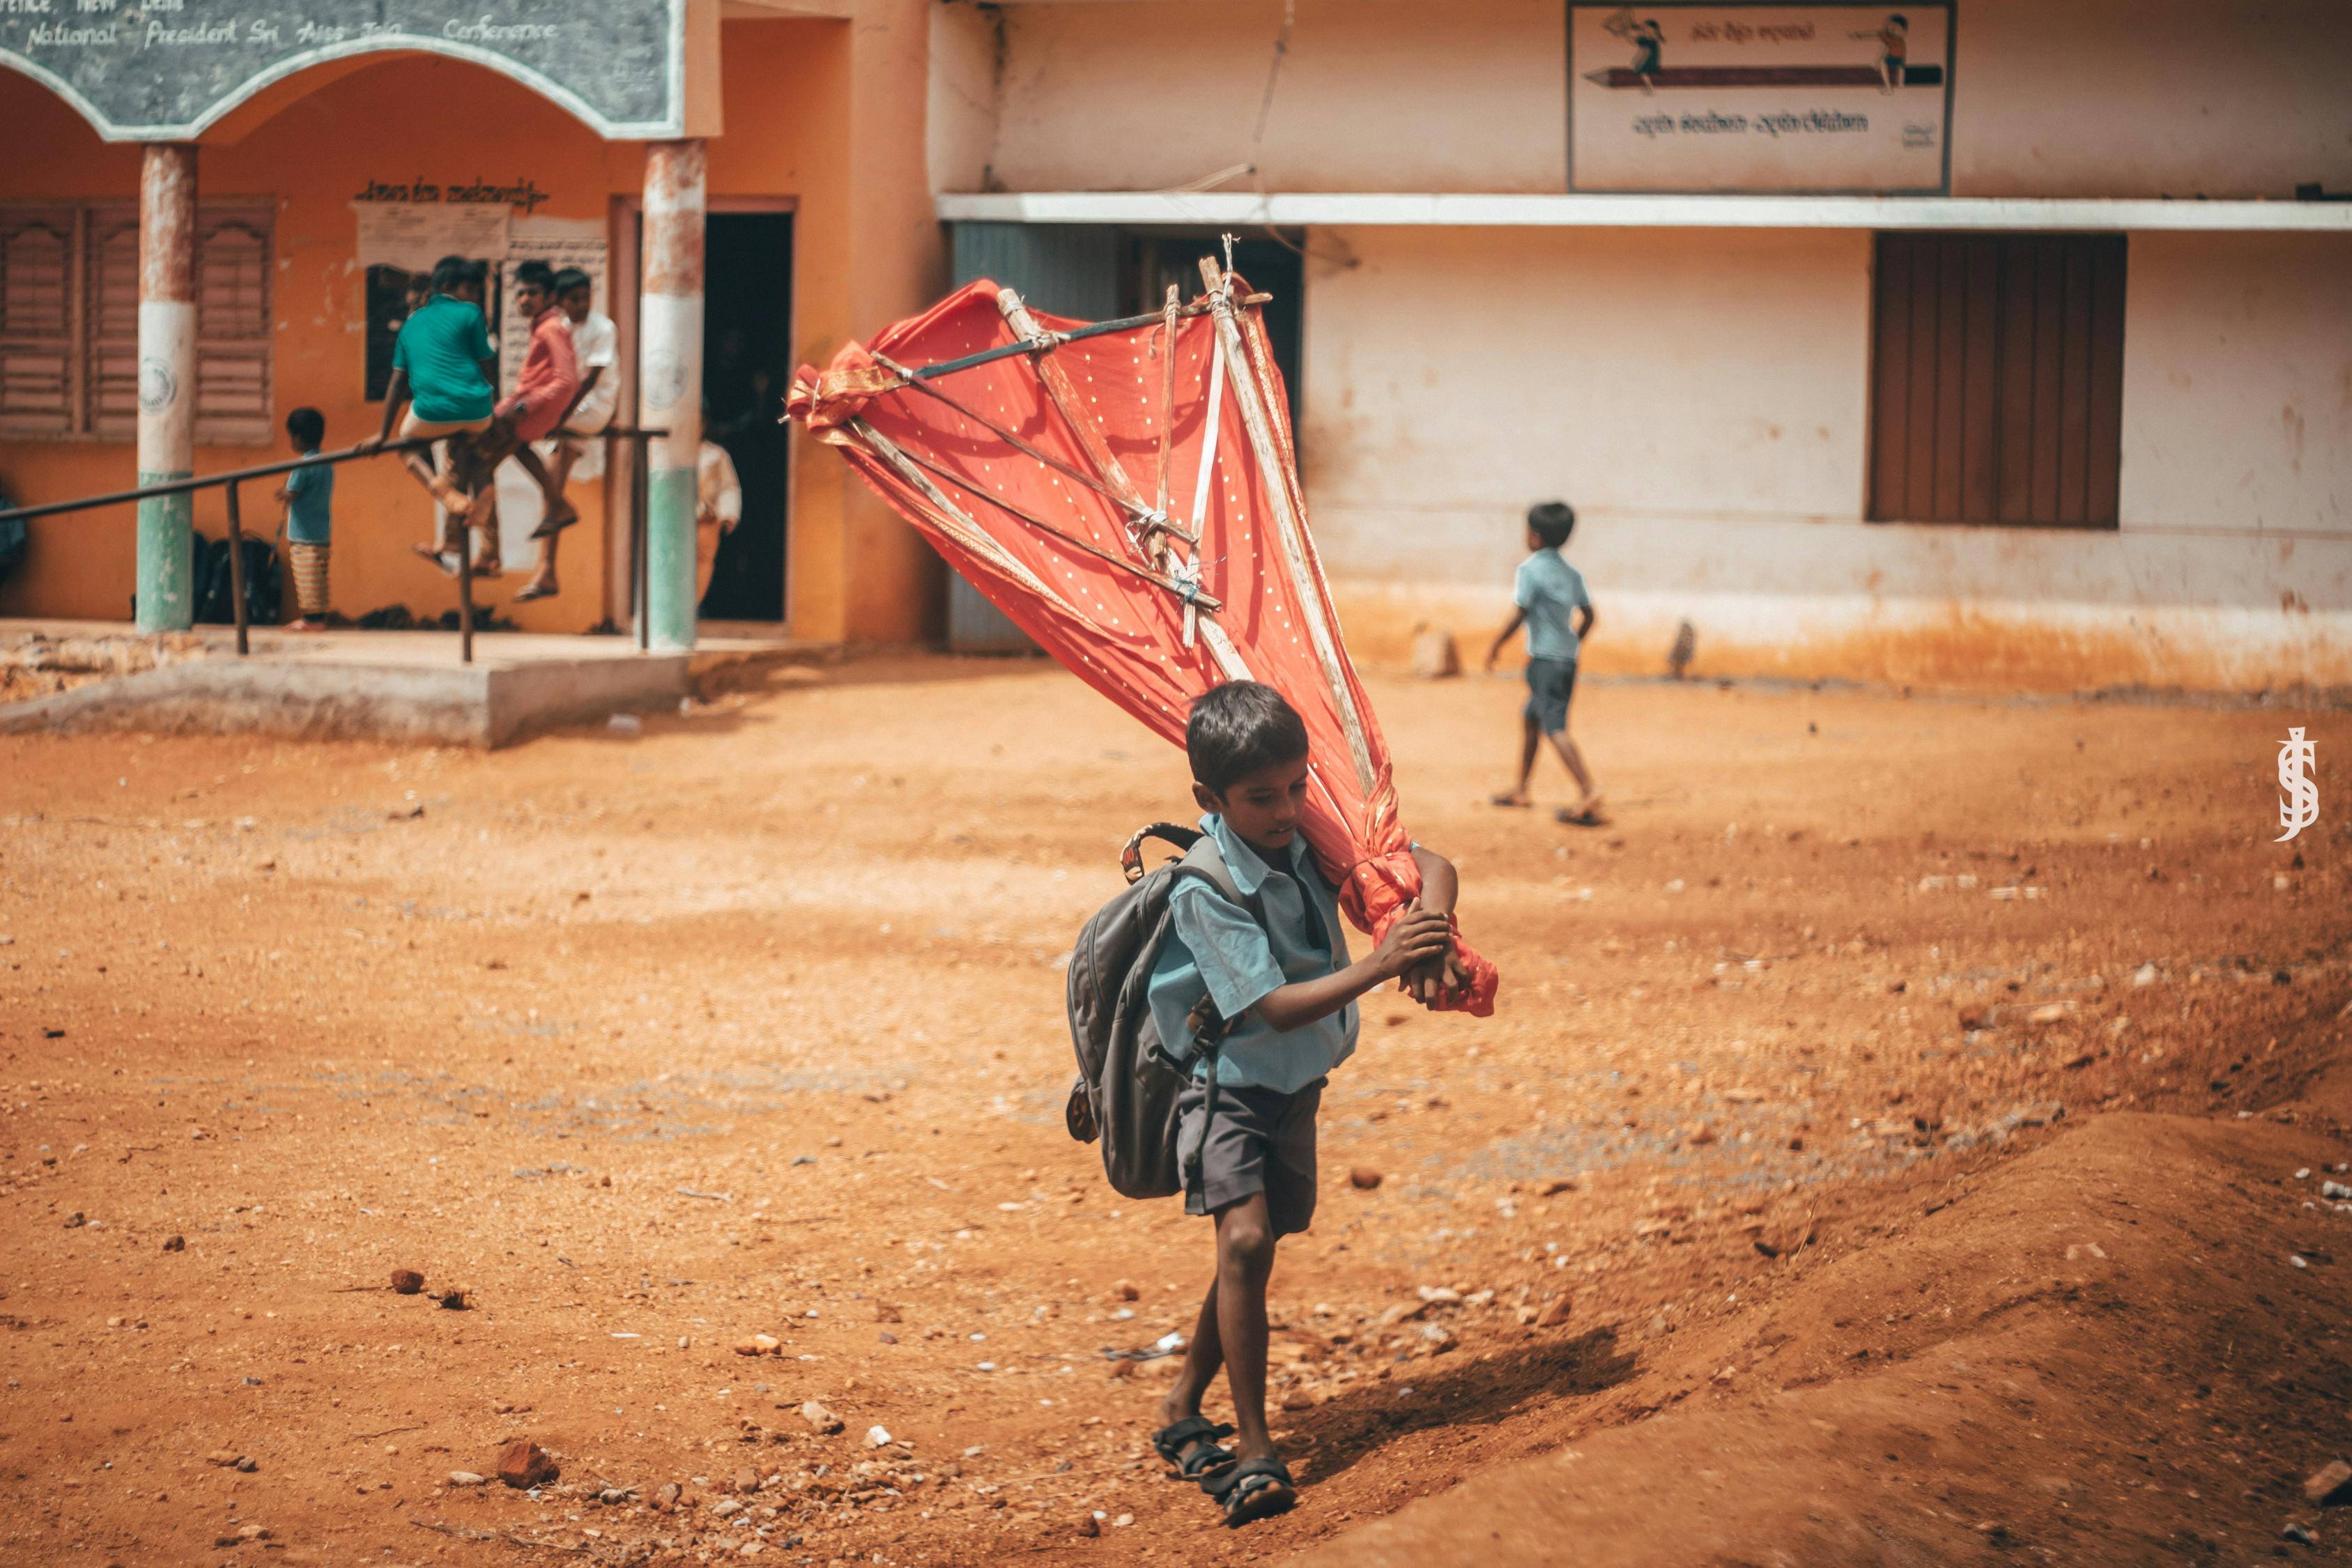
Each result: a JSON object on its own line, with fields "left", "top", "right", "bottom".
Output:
{"left": 639, "top": 138, "right": 706, "bottom": 652}
{"left": 136, "top": 143, "right": 198, "bottom": 632}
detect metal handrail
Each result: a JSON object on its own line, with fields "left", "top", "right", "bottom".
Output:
{"left": 0, "top": 429, "right": 670, "bottom": 664}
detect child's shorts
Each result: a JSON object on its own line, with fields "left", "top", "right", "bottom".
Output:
{"left": 1524, "top": 656, "right": 1578, "bottom": 735}
{"left": 1178, "top": 1077, "right": 1323, "bottom": 1237}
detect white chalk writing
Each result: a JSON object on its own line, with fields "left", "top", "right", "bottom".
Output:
{"left": 446, "top": 15, "right": 557, "bottom": 42}
{"left": 146, "top": 17, "right": 238, "bottom": 44}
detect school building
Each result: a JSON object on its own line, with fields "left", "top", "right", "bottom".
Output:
{"left": 3, "top": 1, "right": 2348, "bottom": 690}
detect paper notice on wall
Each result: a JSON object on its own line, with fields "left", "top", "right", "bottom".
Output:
{"left": 1569, "top": 5, "right": 1951, "bottom": 193}
{"left": 498, "top": 217, "right": 610, "bottom": 400}
{"left": 353, "top": 203, "right": 513, "bottom": 273}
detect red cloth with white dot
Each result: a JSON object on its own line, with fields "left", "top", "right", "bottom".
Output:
{"left": 789, "top": 278, "right": 1497, "bottom": 1015}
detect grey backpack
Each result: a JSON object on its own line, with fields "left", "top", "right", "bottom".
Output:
{"left": 1064, "top": 823, "right": 1264, "bottom": 1200}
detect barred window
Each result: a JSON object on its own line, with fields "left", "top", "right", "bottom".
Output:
{"left": 0, "top": 201, "right": 274, "bottom": 443}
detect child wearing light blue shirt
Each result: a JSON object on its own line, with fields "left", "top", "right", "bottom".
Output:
{"left": 1485, "top": 500, "right": 1604, "bottom": 824}
{"left": 1144, "top": 681, "right": 1459, "bottom": 1530}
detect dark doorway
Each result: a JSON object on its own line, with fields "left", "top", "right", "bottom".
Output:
{"left": 699, "top": 210, "right": 794, "bottom": 622}
{"left": 1123, "top": 233, "right": 1305, "bottom": 440}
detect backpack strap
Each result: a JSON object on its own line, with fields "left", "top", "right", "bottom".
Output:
{"left": 1171, "top": 833, "right": 1268, "bottom": 932}
{"left": 1120, "top": 821, "right": 1204, "bottom": 886}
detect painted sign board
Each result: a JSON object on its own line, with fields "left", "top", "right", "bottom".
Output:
{"left": 0, "top": 0, "right": 683, "bottom": 141}
{"left": 1569, "top": 3, "right": 1953, "bottom": 193}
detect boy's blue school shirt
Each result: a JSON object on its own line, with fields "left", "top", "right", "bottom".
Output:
{"left": 1514, "top": 548, "right": 1592, "bottom": 662}
{"left": 1147, "top": 813, "right": 1358, "bottom": 1095}
{"left": 284, "top": 456, "right": 333, "bottom": 544}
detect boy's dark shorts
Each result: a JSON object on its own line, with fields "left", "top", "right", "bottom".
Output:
{"left": 1178, "top": 1077, "right": 1323, "bottom": 1237}
{"left": 1523, "top": 656, "right": 1578, "bottom": 734}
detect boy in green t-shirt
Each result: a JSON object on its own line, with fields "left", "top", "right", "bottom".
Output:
{"left": 364, "top": 254, "right": 502, "bottom": 576}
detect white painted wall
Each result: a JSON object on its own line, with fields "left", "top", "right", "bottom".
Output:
{"left": 1302, "top": 225, "right": 1872, "bottom": 583}
{"left": 1300, "top": 226, "right": 2352, "bottom": 688}
{"left": 2120, "top": 233, "right": 2352, "bottom": 539}
{"left": 981, "top": 0, "right": 2352, "bottom": 199}
{"left": 928, "top": 1, "right": 1000, "bottom": 194}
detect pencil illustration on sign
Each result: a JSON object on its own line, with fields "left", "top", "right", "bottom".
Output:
{"left": 1570, "top": 4, "right": 1953, "bottom": 194}
{"left": 1588, "top": 7, "right": 1945, "bottom": 91}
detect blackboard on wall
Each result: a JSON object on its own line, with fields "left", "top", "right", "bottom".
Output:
{"left": 2, "top": 0, "right": 682, "bottom": 141}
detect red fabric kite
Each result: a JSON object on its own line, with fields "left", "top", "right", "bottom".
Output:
{"left": 788, "top": 269, "right": 1497, "bottom": 1015}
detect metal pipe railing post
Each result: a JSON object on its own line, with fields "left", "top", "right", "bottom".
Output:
{"left": 456, "top": 502, "right": 476, "bottom": 666}
{"left": 632, "top": 430, "right": 652, "bottom": 653}
{"left": 222, "top": 482, "right": 252, "bottom": 656}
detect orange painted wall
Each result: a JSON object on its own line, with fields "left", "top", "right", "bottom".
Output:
{"left": 0, "top": 10, "right": 946, "bottom": 643}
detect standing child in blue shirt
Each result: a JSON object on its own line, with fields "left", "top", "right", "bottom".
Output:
{"left": 1485, "top": 500, "right": 1604, "bottom": 824}
{"left": 1146, "top": 681, "right": 1460, "bottom": 1528}
{"left": 277, "top": 406, "right": 335, "bottom": 631}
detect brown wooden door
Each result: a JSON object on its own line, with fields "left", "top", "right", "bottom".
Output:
{"left": 1869, "top": 233, "right": 2125, "bottom": 528}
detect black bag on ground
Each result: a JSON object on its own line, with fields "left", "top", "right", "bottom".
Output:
{"left": 191, "top": 533, "right": 283, "bottom": 627}
{"left": 1064, "top": 822, "right": 1266, "bottom": 1201}
{"left": 0, "top": 484, "right": 25, "bottom": 587}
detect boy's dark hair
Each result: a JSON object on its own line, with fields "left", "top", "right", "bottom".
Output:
{"left": 514, "top": 259, "right": 559, "bottom": 292}
{"left": 553, "top": 266, "right": 592, "bottom": 295}
{"left": 429, "top": 254, "right": 485, "bottom": 294}
{"left": 1527, "top": 500, "right": 1576, "bottom": 550}
{"left": 284, "top": 406, "right": 325, "bottom": 449}
{"left": 1186, "top": 681, "right": 1311, "bottom": 794}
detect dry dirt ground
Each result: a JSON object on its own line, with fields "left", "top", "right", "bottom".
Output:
{"left": 1, "top": 656, "right": 2346, "bottom": 1568}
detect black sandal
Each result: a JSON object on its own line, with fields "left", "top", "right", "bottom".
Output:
{"left": 1201, "top": 1456, "right": 1296, "bottom": 1527}
{"left": 1151, "top": 1415, "right": 1236, "bottom": 1481}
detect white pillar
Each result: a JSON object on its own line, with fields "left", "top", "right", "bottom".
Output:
{"left": 137, "top": 143, "right": 197, "bottom": 632}
{"left": 640, "top": 139, "right": 706, "bottom": 651}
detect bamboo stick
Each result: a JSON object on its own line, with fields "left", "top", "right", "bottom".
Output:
{"left": 847, "top": 417, "right": 1079, "bottom": 617}
{"left": 1197, "top": 257, "right": 1376, "bottom": 797}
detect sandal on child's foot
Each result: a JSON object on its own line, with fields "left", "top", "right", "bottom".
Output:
{"left": 1150, "top": 1417, "right": 1236, "bottom": 1482}
{"left": 1201, "top": 1456, "right": 1296, "bottom": 1527}
{"left": 410, "top": 542, "right": 462, "bottom": 577}
{"left": 512, "top": 580, "right": 558, "bottom": 604}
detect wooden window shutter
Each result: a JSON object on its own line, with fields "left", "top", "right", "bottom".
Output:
{"left": 1868, "top": 233, "right": 2126, "bottom": 528}
{"left": 194, "top": 206, "right": 272, "bottom": 443}
{"left": 0, "top": 208, "right": 78, "bottom": 434}
{"left": 86, "top": 204, "right": 140, "bottom": 440}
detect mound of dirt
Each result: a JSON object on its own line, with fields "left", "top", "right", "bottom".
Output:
{"left": 1307, "top": 1099, "right": 2352, "bottom": 1567}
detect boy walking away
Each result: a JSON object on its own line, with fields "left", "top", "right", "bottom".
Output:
{"left": 1148, "top": 682, "right": 1459, "bottom": 1527}
{"left": 1485, "top": 500, "right": 1604, "bottom": 825}
{"left": 366, "top": 256, "right": 499, "bottom": 574}
{"left": 277, "top": 406, "right": 334, "bottom": 631}
{"left": 518, "top": 268, "right": 615, "bottom": 601}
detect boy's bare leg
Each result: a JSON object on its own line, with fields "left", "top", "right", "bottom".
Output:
{"left": 1160, "top": 1281, "right": 1227, "bottom": 1448}
{"left": 396, "top": 449, "right": 472, "bottom": 532}
{"left": 1546, "top": 726, "right": 1601, "bottom": 812}
{"left": 510, "top": 442, "right": 578, "bottom": 525}
{"left": 518, "top": 530, "right": 562, "bottom": 599}
{"left": 1493, "top": 714, "right": 1541, "bottom": 806}
{"left": 1209, "top": 1194, "right": 1277, "bottom": 1462}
